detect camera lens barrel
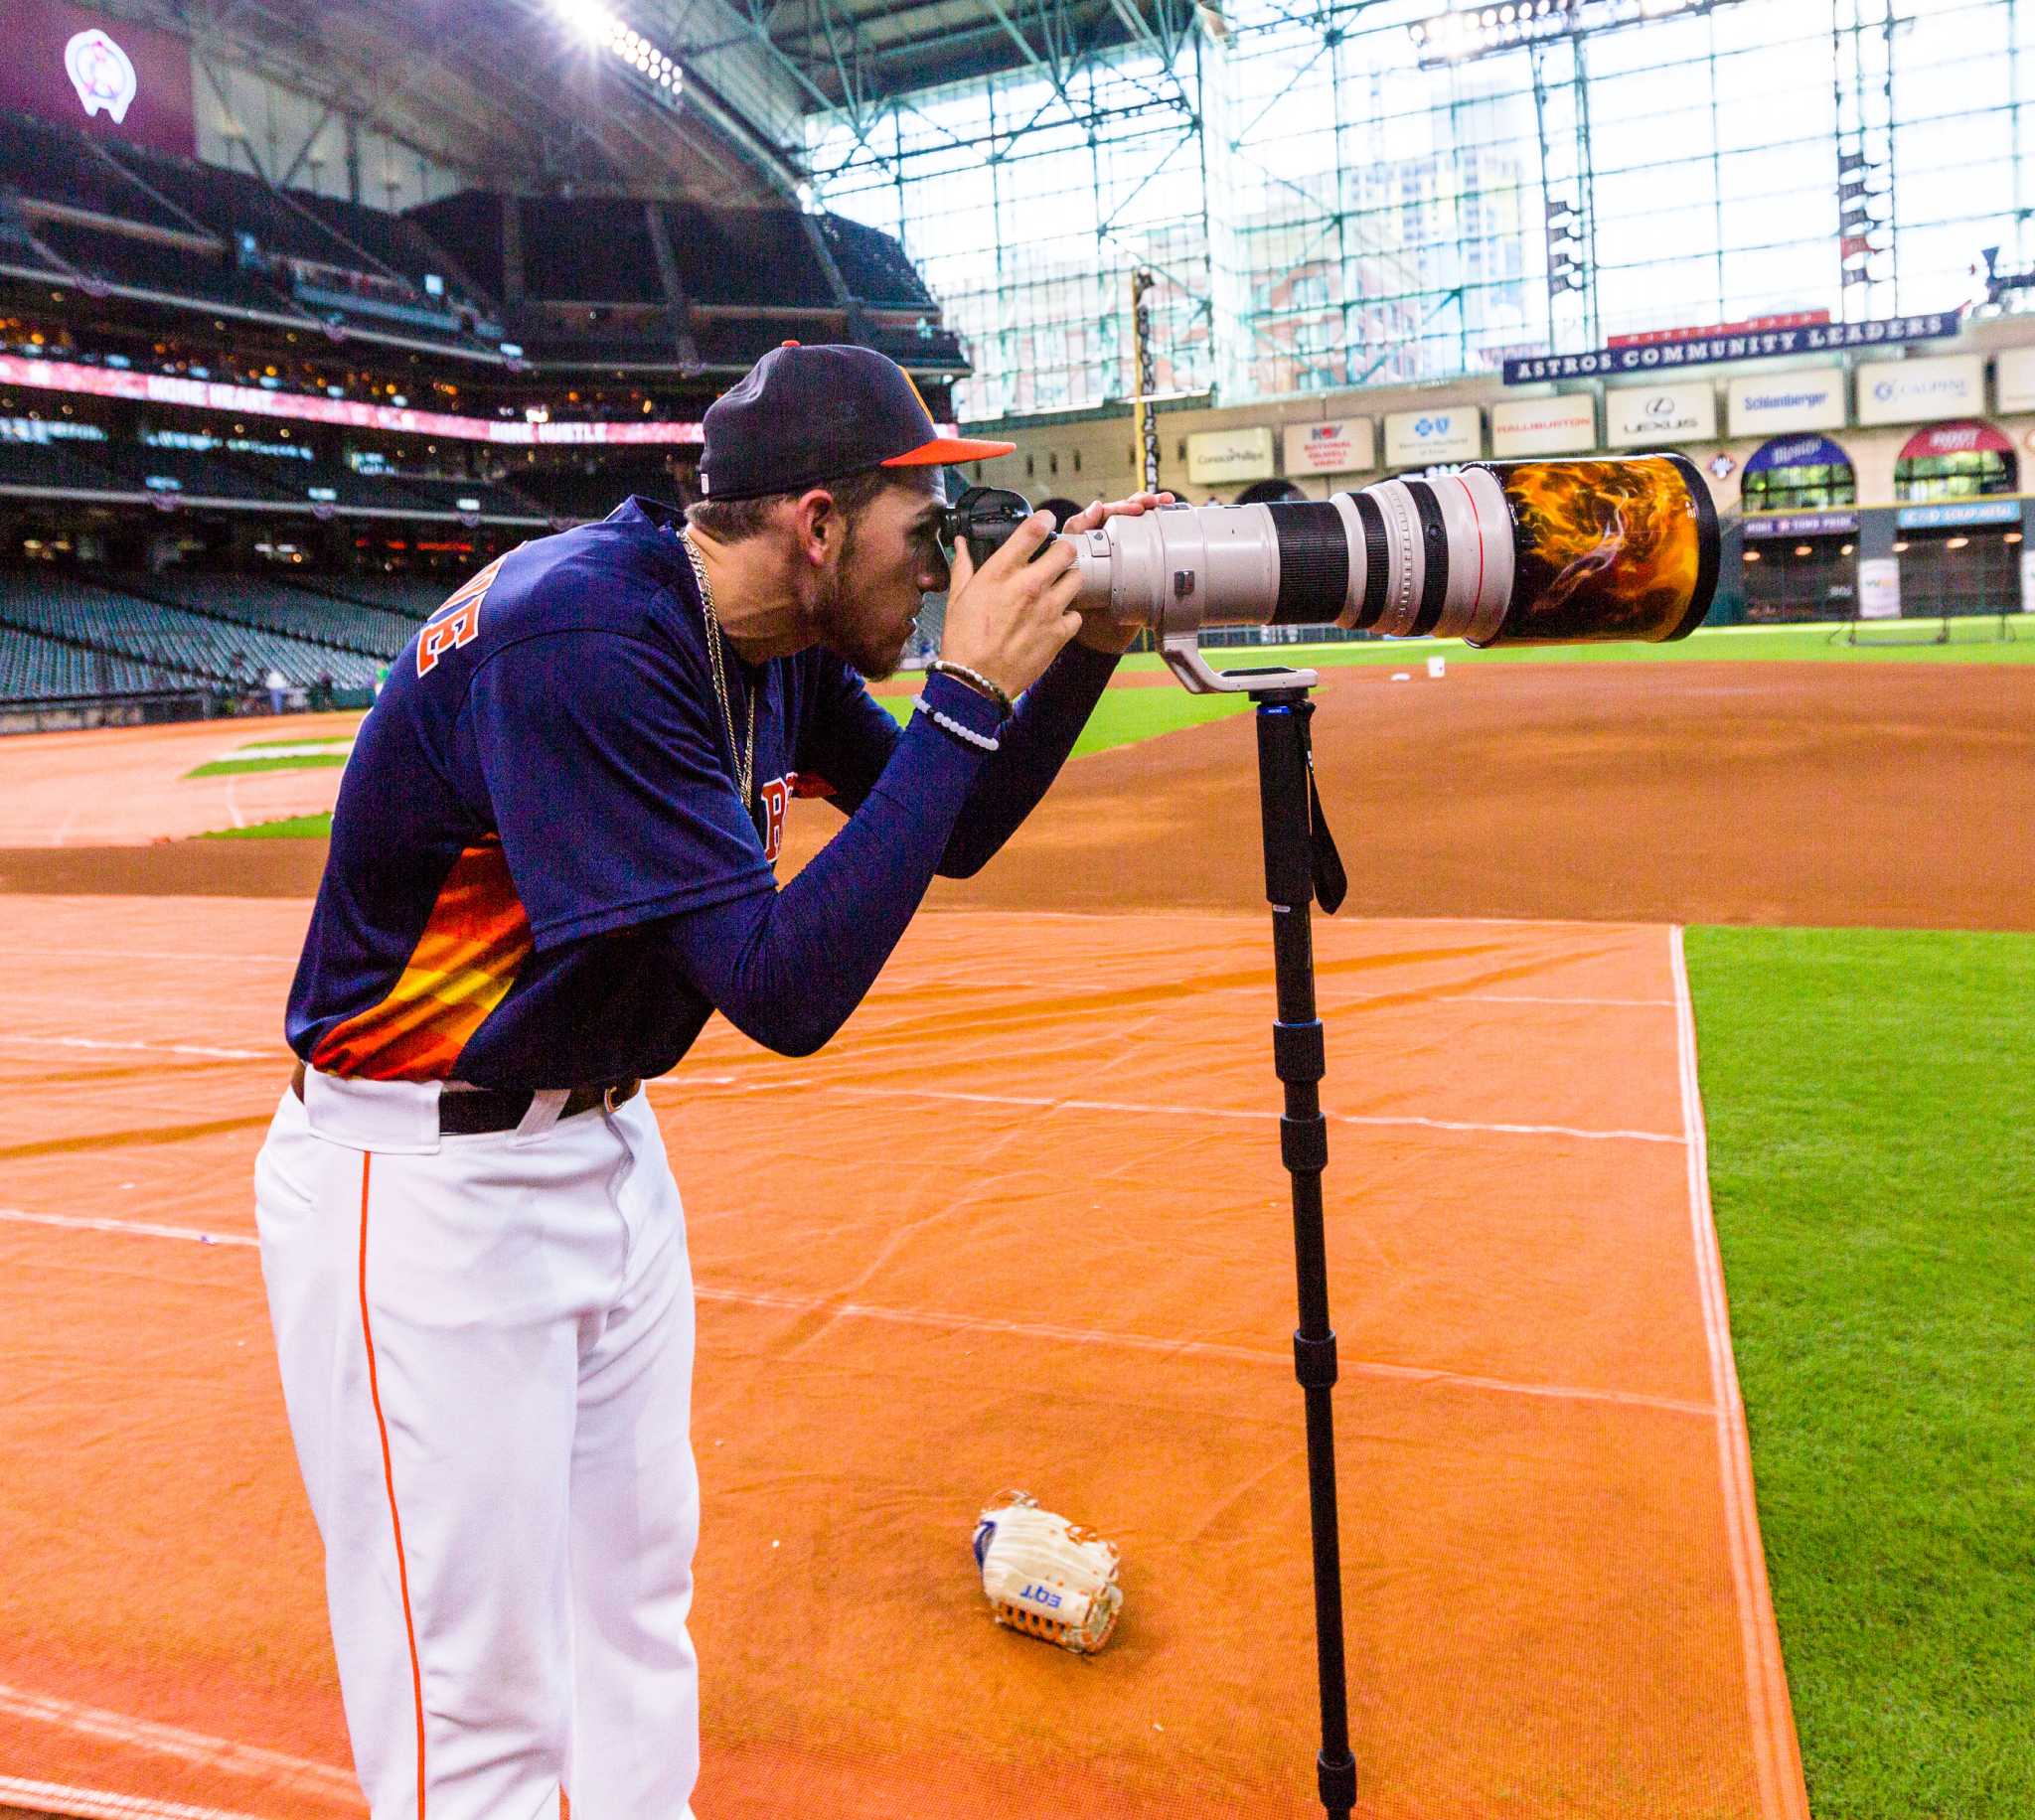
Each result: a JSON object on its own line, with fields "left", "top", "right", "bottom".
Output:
{"left": 1068, "top": 453, "right": 1715, "bottom": 649}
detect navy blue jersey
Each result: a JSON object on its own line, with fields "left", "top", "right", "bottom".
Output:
{"left": 287, "top": 496, "right": 1118, "bottom": 1090}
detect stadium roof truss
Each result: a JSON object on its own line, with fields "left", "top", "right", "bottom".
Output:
{"left": 90, "top": 0, "right": 1210, "bottom": 204}
{"left": 88, "top": 0, "right": 811, "bottom": 203}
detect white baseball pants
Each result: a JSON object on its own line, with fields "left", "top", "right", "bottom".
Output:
{"left": 255, "top": 1076, "right": 701, "bottom": 1820}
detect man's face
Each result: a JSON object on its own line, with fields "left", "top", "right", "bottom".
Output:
{"left": 814, "top": 478, "right": 950, "bottom": 680}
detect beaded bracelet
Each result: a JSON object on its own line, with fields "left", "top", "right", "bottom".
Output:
{"left": 914, "top": 695, "right": 1002, "bottom": 753}
{"left": 926, "top": 659, "right": 1014, "bottom": 718}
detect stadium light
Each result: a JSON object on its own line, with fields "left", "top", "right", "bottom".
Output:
{"left": 553, "top": 0, "right": 684, "bottom": 97}
{"left": 1413, "top": 0, "right": 1737, "bottom": 64}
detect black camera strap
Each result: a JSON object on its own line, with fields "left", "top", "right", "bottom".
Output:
{"left": 1305, "top": 741, "right": 1347, "bottom": 915}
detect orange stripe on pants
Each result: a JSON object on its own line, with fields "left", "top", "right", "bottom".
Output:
{"left": 358, "top": 1152, "right": 427, "bottom": 1820}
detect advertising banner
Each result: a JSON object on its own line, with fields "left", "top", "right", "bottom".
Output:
{"left": 1383, "top": 406, "right": 1481, "bottom": 468}
{"left": 1503, "top": 313, "right": 1957, "bottom": 385}
{"left": 1855, "top": 355, "right": 1985, "bottom": 426}
{"left": 1185, "top": 425, "right": 1275, "bottom": 485}
{"left": 1894, "top": 499, "right": 2023, "bottom": 531}
{"left": 1727, "top": 372, "right": 1846, "bottom": 437}
{"left": 1996, "top": 345, "right": 2035, "bottom": 414}
{"left": 0, "top": 2, "right": 196, "bottom": 157}
{"left": 1742, "top": 511, "right": 1857, "bottom": 538}
{"left": 1282, "top": 417, "right": 1374, "bottom": 476}
{"left": 1488, "top": 393, "right": 1595, "bottom": 457}
{"left": 2020, "top": 548, "right": 2035, "bottom": 612}
{"left": 1605, "top": 383, "right": 1717, "bottom": 448}
{"left": 0, "top": 353, "right": 712, "bottom": 445}
{"left": 1857, "top": 558, "right": 1901, "bottom": 620}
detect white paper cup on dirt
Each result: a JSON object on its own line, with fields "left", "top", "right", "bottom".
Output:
{"left": 1427, "top": 655, "right": 1446, "bottom": 680}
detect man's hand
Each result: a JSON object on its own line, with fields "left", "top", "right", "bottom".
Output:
{"left": 1059, "top": 492, "right": 1175, "bottom": 654}
{"left": 942, "top": 511, "right": 1082, "bottom": 702}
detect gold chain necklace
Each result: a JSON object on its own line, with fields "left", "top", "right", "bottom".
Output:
{"left": 678, "top": 527, "right": 755, "bottom": 813}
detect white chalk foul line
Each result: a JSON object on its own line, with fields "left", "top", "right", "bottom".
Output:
{"left": 0, "top": 1683, "right": 355, "bottom": 1804}
{"left": 0, "top": 1209, "right": 1713, "bottom": 1421}
{"left": 796, "top": 1082, "right": 1686, "bottom": 1147}
{"left": 0, "top": 1209, "right": 254, "bottom": 1248}
{"left": 0, "top": 1035, "right": 273, "bottom": 1063}
{"left": 0, "top": 1777, "right": 270, "bottom": 1820}
{"left": 694, "top": 1284, "right": 1717, "bottom": 1420}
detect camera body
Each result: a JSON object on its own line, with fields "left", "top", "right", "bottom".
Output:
{"left": 941, "top": 485, "right": 1043, "bottom": 568}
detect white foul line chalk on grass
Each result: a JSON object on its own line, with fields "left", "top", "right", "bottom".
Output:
{"left": 0, "top": 1777, "right": 272, "bottom": 1820}
{"left": 0, "top": 1682, "right": 356, "bottom": 1803}
{"left": 0, "top": 1209, "right": 1713, "bottom": 1421}
{"left": 1670, "top": 926, "right": 1811, "bottom": 1820}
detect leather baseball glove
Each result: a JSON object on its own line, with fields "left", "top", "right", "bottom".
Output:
{"left": 972, "top": 1490, "right": 1122, "bottom": 1654}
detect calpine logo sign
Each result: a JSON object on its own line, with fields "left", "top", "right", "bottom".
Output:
{"left": 65, "top": 28, "right": 138, "bottom": 125}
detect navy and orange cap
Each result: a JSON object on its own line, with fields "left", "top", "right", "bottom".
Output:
{"left": 697, "top": 341, "right": 1016, "bottom": 500}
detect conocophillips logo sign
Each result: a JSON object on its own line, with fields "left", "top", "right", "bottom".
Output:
{"left": 65, "top": 29, "right": 138, "bottom": 125}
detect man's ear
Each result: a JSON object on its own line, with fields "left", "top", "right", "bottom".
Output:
{"left": 790, "top": 488, "right": 842, "bottom": 569}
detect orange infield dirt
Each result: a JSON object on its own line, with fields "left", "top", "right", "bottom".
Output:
{"left": 0, "top": 889, "right": 1806, "bottom": 1818}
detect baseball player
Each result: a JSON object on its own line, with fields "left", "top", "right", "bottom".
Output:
{"left": 254, "top": 341, "right": 1170, "bottom": 1818}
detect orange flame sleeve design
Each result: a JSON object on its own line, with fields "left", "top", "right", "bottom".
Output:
{"left": 310, "top": 836, "right": 534, "bottom": 1082}
{"left": 1493, "top": 455, "right": 1705, "bottom": 644}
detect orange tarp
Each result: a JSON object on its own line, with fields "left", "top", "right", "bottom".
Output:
{"left": 0, "top": 896, "right": 1804, "bottom": 1819}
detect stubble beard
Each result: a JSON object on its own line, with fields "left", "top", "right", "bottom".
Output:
{"left": 815, "top": 517, "right": 916, "bottom": 682}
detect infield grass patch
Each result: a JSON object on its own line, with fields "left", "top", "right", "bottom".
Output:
{"left": 1686, "top": 925, "right": 2035, "bottom": 1819}
{"left": 880, "top": 683, "right": 1247, "bottom": 755}
{"left": 199, "top": 812, "right": 335, "bottom": 838}
{"left": 186, "top": 752, "right": 352, "bottom": 778}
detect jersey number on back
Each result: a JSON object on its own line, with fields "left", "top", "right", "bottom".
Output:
{"left": 417, "top": 557, "right": 504, "bottom": 678}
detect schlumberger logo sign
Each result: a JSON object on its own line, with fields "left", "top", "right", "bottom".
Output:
{"left": 1503, "top": 314, "right": 1957, "bottom": 384}
{"left": 65, "top": 28, "right": 138, "bottom": 124}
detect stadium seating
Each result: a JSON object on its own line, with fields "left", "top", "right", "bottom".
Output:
{"left": 406, "top": 192, "right": 509, "bottom": 302}
{"left": 0, "top": 571, "right": 383, "bottom": 686}
{"left": 290, "top": 574, "right": 453, "bottom": 620}
{"left": 0, "top": 438, "right": 125, "bottom": 495}
{"left": 0, "top": 108, "right": 192, "bottom": 231}
{"left": 33, "top": 219, "right": 282, "bottom": 313}
{"left": 396, "top": 475, "right": 548, "bottom": 520}
{"left": 0, "top": 621, "right": 211, "bottom": 702}
{"left": 665, "top": 203, "right": 834, "bottom": 307}
{"left": 815, "top": 214, "right": 937, "bottom": 307}
{"left": 521, "top": 199, "right": 665, "bottom": 303}
{"left": 136, "top": 572, "right": 414, "bottom": 660}
{"left": 90, "top": 442, "right": 302, "bottom": 504}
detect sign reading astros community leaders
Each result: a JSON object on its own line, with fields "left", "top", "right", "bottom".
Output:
{"left": 1501, "top": 313, "right": 1957, "bottom": 384}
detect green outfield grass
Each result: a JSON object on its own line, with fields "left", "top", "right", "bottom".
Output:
{"left": 1117, "top": 620, "right": 2035, "bottom": 676}
{"left": 1686, "top": 926, "right": 2035, "bottom": 1819}
{"left": 186, "top": 752, "right": 354, "bottom": 778}
{"left": 199, "top": 812, "right": 335, "bottom": 838}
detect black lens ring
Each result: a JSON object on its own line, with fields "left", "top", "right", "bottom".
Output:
{"left": 1349, "top": 491, "right": 1389, "bottom": 630}
{"left": 1270, "top": 502, "right": 1352, "bottom": 626}
{"left": 1403, "top": 480, "right": 1451, "bottom": 637}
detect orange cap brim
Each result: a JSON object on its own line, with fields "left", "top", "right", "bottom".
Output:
{"left": 882, "top": 435, "right": 1018, "bottom": 467}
